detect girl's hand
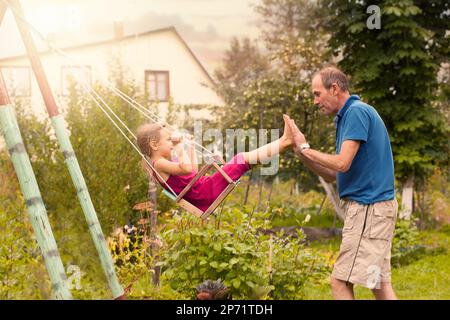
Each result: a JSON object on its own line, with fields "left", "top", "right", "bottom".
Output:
{"left": 173, "top": 142, "right": 185, "bottom": 153}
{"left": 171, "top": 132, "right": 193, "bottom": 144}
{"left": 171, "top": 132, "right": 183, "bottom": 144}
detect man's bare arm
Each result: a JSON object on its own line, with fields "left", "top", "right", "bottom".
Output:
{"left": 294, "top": 149, "right": 337, "bottom": 182}
{"left": 287, "top": 117, "right": 359, "bottom": 182}
{"left": 301, "top": 140, "right": 360, "bottom": 173}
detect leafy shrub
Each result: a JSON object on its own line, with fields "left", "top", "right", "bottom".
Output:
{"left": 0, "top": 195, "right": 51, "bottom": 299}
{"left": 157, "top": 207, "right": 330, "bottom": 299}
{"left": 392, "top": 218, "right": 423, "bottom": 267}
{"left": 270, "top": 230, "right": 330, "bottom": 299}
{"left": 108, "top": 226, "right": 155, "bottom": 290}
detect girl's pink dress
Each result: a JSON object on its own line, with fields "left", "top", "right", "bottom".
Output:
{"left": 152, "top": 153, "right": 250, "bottom": 211}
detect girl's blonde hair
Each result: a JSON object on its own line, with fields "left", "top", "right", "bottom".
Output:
{"left": 136, "top": 123, "right": 164, "bottom": 156}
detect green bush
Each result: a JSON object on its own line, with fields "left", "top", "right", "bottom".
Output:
{"left": 0, "top": 195, "right": 51, "bottom": 299}
{"left": 157, "top": 207, "right": 330, "bottom": 299}
{"left": 108, "top": 226, "right": 155, "bottom": 288}
{"left": 392, "top": 218, "right": 423, "bottom": 267}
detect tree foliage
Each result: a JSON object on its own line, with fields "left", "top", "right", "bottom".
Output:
{"left": 0, "top": 155, "right": 51, "bottom": 299}
{"left": 321, "top": 0, "right": 450, "bottom": 185}
{"left": 1, "top": 75, "right": 169, "bottom": 297}
{"left": 157, "top": 208, "right": 330, "bottom": 299}
{"left": 213, "top": 0, "right": 335, "bottom": 188}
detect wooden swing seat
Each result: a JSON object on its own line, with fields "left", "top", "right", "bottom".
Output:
{"left": 162, "top": 155, "right": 239, "bottom": 220}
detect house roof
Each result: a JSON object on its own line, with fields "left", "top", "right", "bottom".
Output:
{"left": 0, "top": 26, "right": 216, "bottom": 85}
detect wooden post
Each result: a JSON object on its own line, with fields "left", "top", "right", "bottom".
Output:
{"left": 264, "top": 180, "right": 274, "bottom": 213}
{"left": 0, "top": 103, "right": 72, "bottom": 300}
{"left": 243, "top": 169, "right": 253, "bottom": 206}
{"left": 289, "top": 180, "right": 295, "bottom": 196}
{"left": 256, "top": 175, "right": 264, "bottom": 212}
{"left": 400, "top": 175, "right": 414, "bottom": 220}
{"left": 316, "top": 193, "right": 327, "bottom": 216}
{"left": 267, "top": 182, "right": 274, "bottom": 205}
{"left": 9, "top": 0, "right": 124, "bottom": 298}
{"left": 0, "top": 68, "right": 10, "bottom": 107}
{"left": 318, "top": 176, "right": 344, "bottom": 221}
{"left": 268, "top": 234, "right": 273, "bottom": 298}
{"left": 147, "top": 177, "right": 160, "bottom": 285}
{"left": 274, "top": 176, "right": 279, "bottom": 184}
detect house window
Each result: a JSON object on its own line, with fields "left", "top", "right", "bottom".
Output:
{"left": 0, "top": 66, "right": 31, "bottom": 97}
{"left": 61, "top": 66, "right": 91, "bottom": 96}
{"left": 145, "top": 71, "right": 169, "bottom": 102}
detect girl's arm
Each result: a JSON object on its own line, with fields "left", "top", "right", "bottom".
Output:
{"left": 155, "top": 140, "right": 193, "bottom": 176}
{"left": 154, "top": 157, "right": 193, "bottom": 176}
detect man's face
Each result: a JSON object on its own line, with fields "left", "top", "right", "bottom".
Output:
{"left": 312, "top": 75, "right": 339, "bottom": 115}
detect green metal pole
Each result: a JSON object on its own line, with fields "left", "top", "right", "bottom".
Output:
{"left": 0, "top": 104, "right": 73, "bottom": 300}
{"left": 51, "top": 115, "right": 125, "bottom": 298}
{"left": 9, "top": 0, "right": 124, "bottom": 299}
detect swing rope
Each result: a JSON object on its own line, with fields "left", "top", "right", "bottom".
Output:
{"left": 82, "top": 84, "right": 179, "bottom": 197}
{"left": 3, "top": 0, "right": 203, "bottom": 197}
{"left": 7, "top": 0, "right": 237, "bottom": 220}
{"left": 3, "top": 0, "right": 241, "bottom": 295}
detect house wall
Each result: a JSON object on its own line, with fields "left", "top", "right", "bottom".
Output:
{"left": 0, "top": 28, "right": 223, "bottom": 118}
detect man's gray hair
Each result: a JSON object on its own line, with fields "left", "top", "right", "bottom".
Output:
{"left": 315, "top": 67, "right": 349, "bottom": 92}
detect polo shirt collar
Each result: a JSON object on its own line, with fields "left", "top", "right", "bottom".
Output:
{"left": 335, "top": 95, "right": 360, "bottom": 123}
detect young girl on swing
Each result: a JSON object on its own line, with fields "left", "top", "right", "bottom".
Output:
{"left": 136, "top": 115, "right": 294, "bottom": 212}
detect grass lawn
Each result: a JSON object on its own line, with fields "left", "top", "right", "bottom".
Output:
{"left": 303, "top": 230, "right": 450, "bottom": 300}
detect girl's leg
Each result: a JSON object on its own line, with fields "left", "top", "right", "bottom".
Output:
{"left": 243, "top": 114, "right": 294, "bottom": 165}
{"left": 204, "top": 115, "right": 293, "bottom": 207}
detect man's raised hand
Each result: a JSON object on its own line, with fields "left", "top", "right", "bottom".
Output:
{"left": 288, "top": 118, "right": 307, "bottom": 149}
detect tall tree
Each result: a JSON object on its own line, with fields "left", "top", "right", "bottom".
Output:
{"left": 322, "top": 0, "right": 450, "bottom": 218}
{"left": 214, "top": 37, "right": 271, "bottom": 108}
{"left": 255, "top": 0, "right": 335, "bottom": 185}
{"left": 213, "top": 1, "right": 336, "bottom": 190}
{"left": 254, "top": 0, "right": 330, "bottom": 80}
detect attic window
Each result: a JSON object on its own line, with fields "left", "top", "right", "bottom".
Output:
{"left": 145, "top": 70, "right": 169, "bottom": 102}
{"left": 1, "top": 66, "right": 31, "bottom": 97}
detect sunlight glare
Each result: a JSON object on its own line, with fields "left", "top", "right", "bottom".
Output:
{"left": 24, "top": 5, "right": 81, "bottom": 35}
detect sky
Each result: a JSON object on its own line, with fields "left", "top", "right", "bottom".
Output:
{"left": 0, "top": 0, "right": 263, "bottom": 74}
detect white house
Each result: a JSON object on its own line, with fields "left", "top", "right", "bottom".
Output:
{"left": 0, "top": 25, "right": 224, "bottom": 118}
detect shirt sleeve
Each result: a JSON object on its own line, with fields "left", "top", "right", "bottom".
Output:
{"left": 342, "top": 107, "right": 370, "bottom": 143}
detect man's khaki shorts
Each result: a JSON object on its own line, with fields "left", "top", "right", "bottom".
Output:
{"left": 331, "top": 198, "right": 398, "bottom": 289}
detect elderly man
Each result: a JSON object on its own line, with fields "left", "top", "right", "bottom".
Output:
{"left": 288, "top": 66, "right": 398, "bottom": 300}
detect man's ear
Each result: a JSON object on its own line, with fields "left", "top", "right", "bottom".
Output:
{"left": 332, "top": 83, "right": 339, "bottom": 96}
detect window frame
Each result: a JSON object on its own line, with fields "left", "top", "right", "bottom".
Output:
{"left": 0, "top": 66, "right": 32, "bottom": 97}
{"left": 144, "top": 70, "right": 170, "bottom": 102}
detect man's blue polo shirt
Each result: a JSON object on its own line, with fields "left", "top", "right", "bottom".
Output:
{"left": 335, "top": 95, "right": 395, "bottom": 204}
